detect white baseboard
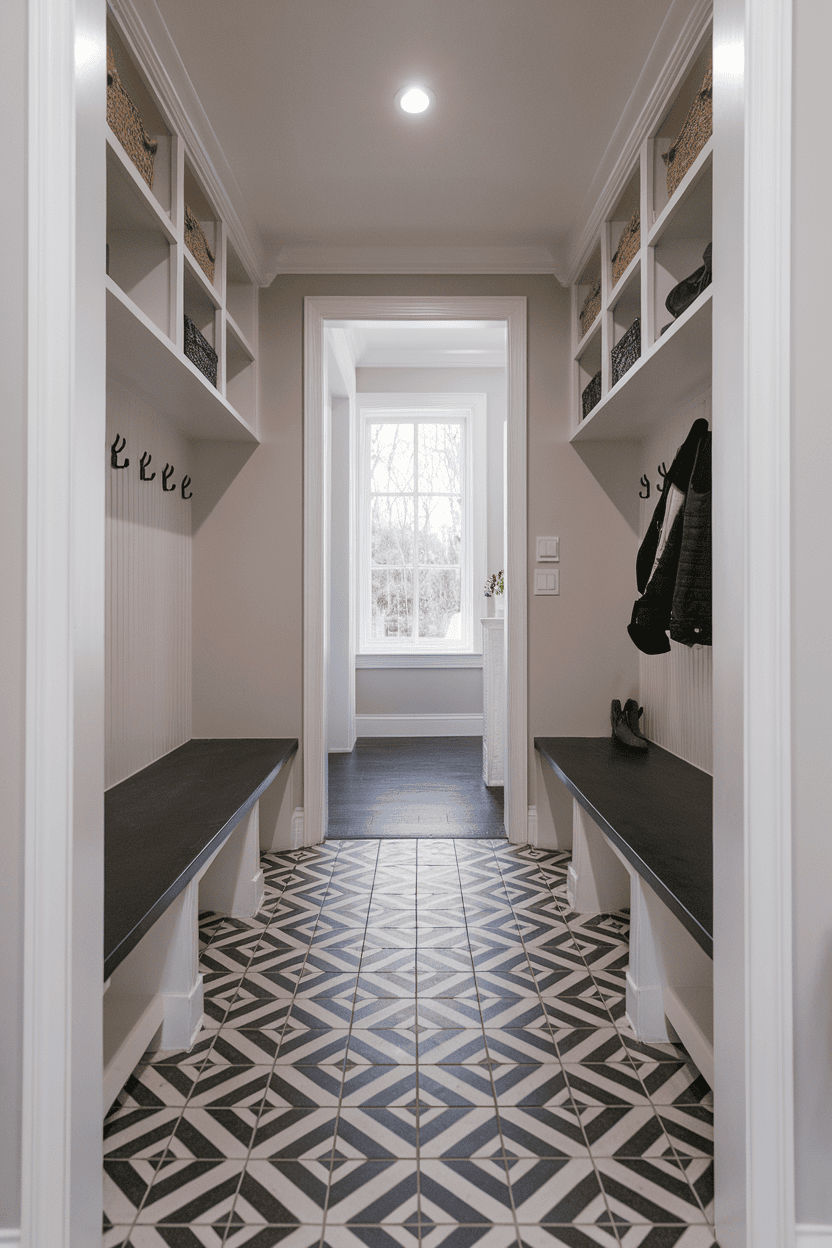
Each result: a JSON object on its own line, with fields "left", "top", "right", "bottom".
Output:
{"left": 527, "top": 805, "right": 538, "bottom": 846}
{"left": 797, "top": 1228, "right": 832, "bottom": 1246}
{"left": 355, "top": 713, "right": 484, "bottom": 737}
{"left": 290, "top": 807, "right": 304, "bottom": 849}
{"left": 0, "top": 1232, "right": 21, "bottom": 1246}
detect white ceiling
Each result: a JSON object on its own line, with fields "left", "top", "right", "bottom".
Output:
{"left": 152, "top": 0, "right": 675, "bottom": 278}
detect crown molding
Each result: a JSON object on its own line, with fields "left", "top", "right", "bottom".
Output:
{"left": 110, "top": 0, "right": 268, "bottom": 287}
{"left": 265, "top": 243, "right": 564, "bottom": 280}
{"left": 563, "top": 0, "right": 712, "bottom": 285}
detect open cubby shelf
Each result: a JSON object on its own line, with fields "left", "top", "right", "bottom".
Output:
{"left": 106, "top": 11, "right": 258, "bottom": 441}
{"left": 571, "top": 37, "right": 713, "bottom": 442}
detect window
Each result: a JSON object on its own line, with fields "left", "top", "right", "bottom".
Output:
{"left": 358, "top": 398, "right": 485, "bottom": 655}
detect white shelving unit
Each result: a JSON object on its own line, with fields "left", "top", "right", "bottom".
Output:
{"left": 106, "top": 15, "right": 259, "bottom": 443}
{"left": 571, "top": 36, "right": 713, "bottom": 443}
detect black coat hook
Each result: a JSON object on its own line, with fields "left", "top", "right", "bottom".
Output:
{"left": 110, "top": 434, "right": 129, "bottom": 469}
{"left": 181, "top": 475, "right": 193, "bottom": 500}
{"left": 638, "top": 474, "right": 650, "bottom": 499}
{"left": 657, "top": 462, "right": 668, "bottom": 492}
{"left": 140, "top": 451, "right": 156, "bottom": 481}
{"left": 162, "top": 464, "right": 176, "bottom": 492}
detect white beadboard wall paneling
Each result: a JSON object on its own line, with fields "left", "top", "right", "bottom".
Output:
{"left": 637, "top": 395, "right": 713, "bottom": 773}
{"left": 106, "top": 379, "right": 192, "bottom": 787}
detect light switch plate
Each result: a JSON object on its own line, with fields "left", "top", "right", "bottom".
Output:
{"left": 535, "top": 569, "right": 559, "bottom": 595}
{"left": 537, "top": 536, "right": 559, "bottom": 562}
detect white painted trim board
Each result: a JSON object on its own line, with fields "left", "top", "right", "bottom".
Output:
{"left": 796, "top": 1230, "right": 832, "bottom": 1247}
{"left": 355, "top": 714, "right": 484, "bottom": 737}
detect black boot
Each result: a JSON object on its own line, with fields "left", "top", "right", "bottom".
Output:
{"left": 623, "top": 698, "right": 649, "bottom": 742}
{"left": 611, "top": 699, "right": 648, "bottom": 750}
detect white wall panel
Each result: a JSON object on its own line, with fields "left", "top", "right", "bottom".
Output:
{"left": 637, "top": 395, "right": 713, "bottom": 773}
{"left": 106, "top": 379, "right": 192, "bottom": 787}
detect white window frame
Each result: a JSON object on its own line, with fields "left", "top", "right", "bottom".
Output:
{"left": 356, "top": 392, "right": 487, "bottom": 657}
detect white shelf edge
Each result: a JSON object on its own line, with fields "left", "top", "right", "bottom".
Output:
{"left": 106, "top": 276, "right": 258, "bottom": 443}
{"left": 608, "top": 253, "right": 642, "bottom": 309}
{"left": 106, "top": 127, "right": 176, "bottom": 244}
{"left": 226, "top": 312, "right": 256, "bottom": 363}
{"left": 183, "top": 245, "right": 221, "bottom": 309}
{"left": 574, "top": 314, "right": 602, "bottom": 363}
{"left": 571, "top": 285, "right": 713, "bottom": 443}
{"left": 648, "top": 135, "right": 714, "bottom": 247}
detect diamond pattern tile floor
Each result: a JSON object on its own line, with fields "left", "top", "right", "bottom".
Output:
{"left": 103, "top": 839, "right": 718, "bottom": 1247}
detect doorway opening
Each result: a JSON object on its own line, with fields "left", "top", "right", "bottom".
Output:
{"left": 303, "top": 296, "right": 527, "bottom": 845}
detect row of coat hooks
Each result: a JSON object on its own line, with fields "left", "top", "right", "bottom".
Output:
{"left": 638, "top": 463, "right": 668, "bottom": 500}
{"left": 111, "top": 434, "right": 192, "bottom": 499}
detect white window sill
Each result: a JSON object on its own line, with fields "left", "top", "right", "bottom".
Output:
{"left": 355, "top": 653, "right": 484, "bottom": 669}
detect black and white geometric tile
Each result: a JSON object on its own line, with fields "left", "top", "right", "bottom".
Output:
{"left": 104, "top": 839, "right": 718, "bottom": 1247}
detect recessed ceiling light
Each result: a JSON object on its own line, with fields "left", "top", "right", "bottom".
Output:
{"left": 396, "top": 86, "right": 433, "bottom": 115}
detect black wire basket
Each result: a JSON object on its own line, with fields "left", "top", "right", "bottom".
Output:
{"left": 184, "top": 315, "right": 218, "bottom": 387}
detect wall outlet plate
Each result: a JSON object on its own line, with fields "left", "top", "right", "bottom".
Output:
{"left": 536, "top": 536, "right": 559, "bottom": 561}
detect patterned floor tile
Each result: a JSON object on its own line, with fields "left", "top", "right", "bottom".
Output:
{"left": 418, "top": 1065, "right": 496, "bottom": 1107}
{"left": 595, "top": 1157, "right": 708, "bottom": 1225}
{"left": 489, "top": 1066, "right": 572, "bottom": 1108}
{"left": 122, "top": 1064, "right": 200, "bottom": 1108}
{"left": 286, "top": 1000, "right": 358, "bottom": 1030}
{"left": 274, "top": 1030, "right": 351, "bottom": 1066}
{"left": 104, "top": 1107, "right": 182, "bottom": 1159}
{"left": 250, "top": 1109, "right": 338, "bottom": 1159}
{"left": 294, "top": 974, "right": 359, "bottom": 1001}
{"left": 542, "top": 999, "right": 614, "bottom": 1029}
{"left": 656, "top": 1106, "right": 714, "bottom": 1158}
{"left": 631, "top": 1064, "right": 713, "bottom": 1106}
{"left": 164, "top": 1108, "right": 259, "bottom": 1159}
{"left": 417, "top": 973, "right": 480, "bottom": 999}
{"left": 233, "top": 1160, "right": 331, "bottom": 1223}
{"left": 615, "top": 1229, "right": 719, "bottom": 1247}
{"left": 134, "top": 1158, "right": 243, "bottom": 1224}
{"left": 322, "top": 1227, "right": 421, "bottom": 1248}
{"left": 340, "top": 1066, "right": 420, "bottom": 1107}
{"left": 505, "top": 1157, "right": 607, "bottom": 1224}
{"left": 483, "top": 1029, "right": 560, "bottom": 1064}
{"left": 419, "top": 1227, "right": 518, "bottom": 1248}
{"left": 208, "top": 1030, "right": 283, "bottom": 1066}
{"left": 577, "top": 1107, "right": 676, "bottom": 1158}
{"left": 550, "top": 1029, "right": 630, "bottom": 1065}
{"left": 417, "top": 999, "right": 483, "bottom": 1029}
{"left": 477, "top": 1000, "right": 551, "bottom": 1030}
{"left": 350, "top": 999, "right": 419, "bottom": 1030}
{"left": 415, "top": 928, "right": 471, "bottom": 949}
{"left": 326, "top": 1159, "right": 419, "bottom": 1224}
{"left": 112, "top": 1227, "right": 229, "bottom": 1247}
{"left": 561, "top": 1065, "right": 649, "bottom": 1107}
{"left": 333, "top": 1108, "right": 419, "bottom": 1158}
{"left": 417, "top": 1030, "right": 488, "bottom": 1065}
{"left": 226, "top": 1228, "right": 324, "bottom": 1248}
{"left": 497, "top": 1107, "right": 589, "bottom": 1158}
{"left": 361, "top": 930, "right": 419, "bottom": 951}
{"left": 418, "top": 1108, "right": 503, "bottom": 1158}
{"left": 347, "top": 1030, "right": 418, "bottom": 1064}
{"left": 223, "top": 996, "right": 295, "bottom": 1031}
{"left": 266, "top": 1066, "right": 345, "bottom": 1107}
{"left": 419, "top": 1159, "right": 514, "bottom": 1223}
{"left": 360, "top": 950, "right": 417, "bottom": 974}
{"left": 474, "top": 969, "right": 539, "bottom": 998}
{"left": 516, "top": 1223, "right": 620, "bottom": 1247}
{"left": 103, "top": 1159, "right": 159, "bottom": 1223}
{"left": 356, "top": 973, "right": 421, "bottom": 999}
{"left": 187, "top": 1066, "right": 273, "bottom": 1109}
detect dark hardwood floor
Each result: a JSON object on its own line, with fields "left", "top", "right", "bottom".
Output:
{"left": 327, "top": 736, "right": 506, "bottom": 838}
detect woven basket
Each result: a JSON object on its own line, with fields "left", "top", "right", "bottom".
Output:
{"left": 612, "top": 211, "right": 640, "bottom": 286}
{"left": 579, "top": 278, "right": 602, "bottom": 339}
{"left": 663, "top": 66, "right": 713, "bottom": 197}
{"left": 581, "top": 370, "right": 602, "bottom": 420}
{"left": 185, "top": 206, "right": 216, "bottom": 284}
{"left": 107, "top": 46, "right": 157, "bottom": 189}
{"left": 611, "top": 318, "right": 641, "bottom": 387}
{"left": 184, "top": 315, "right": 217, "bottom": 387}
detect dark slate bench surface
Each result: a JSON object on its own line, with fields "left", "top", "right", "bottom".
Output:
{"left": 534, "top": 736, "right": 713, "bottom": 956}
{"left": 105, "top": 738, "right": 297, "bottom": 979}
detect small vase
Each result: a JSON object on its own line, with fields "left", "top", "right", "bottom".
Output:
{"left": 495, "top": 595, "right": 505, "bottom": 617}
{"left": 484, "top": 595, "right": 496, "bottom": 618}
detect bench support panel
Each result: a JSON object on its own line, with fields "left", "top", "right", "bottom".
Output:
{"left": 200, "top": 803, "right": 264, "bottom": 918}
{"left": 567, "top": 800, "right": 630, "bottom": 913}
{"left": 626, "top": 874, "right": 672, "bottom": 1043}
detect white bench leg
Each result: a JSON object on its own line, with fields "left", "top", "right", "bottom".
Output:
{"left": 200, "top": 801, "right": 265, "bottom": 918}
{"left": 567, "top": 800, "right": 630, "bottom": 913}
{"left": 626, "top": 874, "right": 671, "bottom": 1043}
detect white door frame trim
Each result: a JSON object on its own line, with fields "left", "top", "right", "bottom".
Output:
{"left": 303, "top": 295, "right": 527, "bottom": 845}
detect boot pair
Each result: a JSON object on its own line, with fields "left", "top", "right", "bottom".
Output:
{"left": 611, "top": 698, "right": 649, "bottom": 750}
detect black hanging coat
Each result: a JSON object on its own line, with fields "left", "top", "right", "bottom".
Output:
{"left": 627, "top": 418, "right": 710, "bottom": 655}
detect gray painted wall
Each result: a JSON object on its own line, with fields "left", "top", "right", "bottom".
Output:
{"left": 792, "top": 0, "right": 832, "bottom": 1222}
{"left": 0, "top": 0, "right": 27, "bottom": 1225}
{"left": 356, "top": 668, "right": 483, "bottom": 715}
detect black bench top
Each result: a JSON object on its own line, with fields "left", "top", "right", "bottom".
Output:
{"left": 534, "top": 736, "right": 713, "bottom": 956}
{"left": 105, "top": 738, "right": 298, "bottom": 979}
